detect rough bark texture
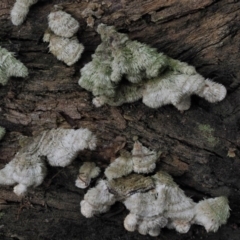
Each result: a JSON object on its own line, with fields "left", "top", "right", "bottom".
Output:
{"left": 0, "top": 0, "right": 240, "bottom": 239}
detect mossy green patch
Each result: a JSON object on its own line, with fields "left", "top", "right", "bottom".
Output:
{"left": 0, "top": 212, "right": 5, "bottom": 219}
{"left": 198, "top": 124, "right": 219, "bottom": 145}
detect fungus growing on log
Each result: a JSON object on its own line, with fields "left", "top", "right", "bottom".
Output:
{"left": 78, "top": 24, "right": 226, "bottom": 111}
{"left": 44, "top": 7, "right": 83, "bottom": 66}
{"left": 0, "top": 128, "right": 96, "bottom": 196}
{"left": 104, "top": 141, "right": 158, "bottom": 180}
{"left": 81, "top": 171, "right": 230, "bottom": 236}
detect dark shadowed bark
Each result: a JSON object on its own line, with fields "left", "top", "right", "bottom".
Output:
{"left": 0, "top": 0, "right": 240, "bottom": 239}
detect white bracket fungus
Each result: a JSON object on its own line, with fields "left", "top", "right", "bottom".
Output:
{"left": 0, "top": 128, "right": 96, "bottom": 196}
{"left": 0, "top": 46, "right": 28, "bottom": 85}
{"left": 132, "top": 141, "right": 158, "bottom": 174}
{"left": 48, "top": 5, "right": 80, "bottom": 38}
{"left": 43, "top": 30, "right": 84, "bottom": 66}
{"left": 142, "top": 74, "right": 227, "bottom": 111}
{"left": 11, "top": 0, "right": 38, "bottom": 26}
{"left": 80, "top": 179, "right": 116, "bottom": 218}
{"left": 194, "top": 196, "right": 230, "bottom": 232}
{"left": 104, "top": 150, "right": 133, "bottom": 180}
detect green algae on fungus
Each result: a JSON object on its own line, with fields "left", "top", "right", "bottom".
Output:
{"left": 79, "top": 24, "right": 227, "bottom": 111}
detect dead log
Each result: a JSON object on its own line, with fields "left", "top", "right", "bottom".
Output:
{"left": 0, "top": 0, "right": 240, "bottom": 239}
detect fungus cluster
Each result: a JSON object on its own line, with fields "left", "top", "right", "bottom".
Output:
{"left": 104, "top": 141, "right": 159, "bottom": 180}
{"left": 80, "top": 141, "right": 230, "bottom": 236}
{"left": 79, "top": 24, "right": 226, "bottom": 111}
{"left": 3, "top": 1, "right": 231, "bottom": 237}
{"left": 43, "top": 6, "right": 84, "bottom": 66}
{"left": 0, "top": 128, "right": 96, "bottom": 196}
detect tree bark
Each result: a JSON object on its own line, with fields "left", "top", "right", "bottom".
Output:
{"left": 0, "top": 0, "right": 240, "bottom": 239}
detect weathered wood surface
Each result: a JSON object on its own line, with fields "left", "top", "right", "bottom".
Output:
{"left": 0, "top": 0, "right": 240, "bottom": 239}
